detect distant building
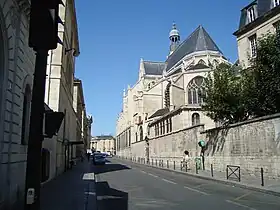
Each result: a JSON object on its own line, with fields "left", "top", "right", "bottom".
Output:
{"left": 91, "top": 135, "right": 116, "bottom": 155}
{"left": 234, "top": 0, "right": 280, "bottom": 68}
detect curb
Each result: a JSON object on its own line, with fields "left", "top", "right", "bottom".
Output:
{"left": 119, "top": 158, "right": 280, "bottom": 197}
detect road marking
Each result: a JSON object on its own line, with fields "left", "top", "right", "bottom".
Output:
{"left": 183, "top": 186, "right": 209, "bottom": 195}
{"left": 195, "top": 183, "right": 212, "bottom": 188}
{"left": 84, "top": 191, "right": 96, "bottom": 196}
{"left": 234, "top": 192, "right": 253, "bottom": 201}
{"left": 148, "top": 173, "right": 159, "bottom": 178}
{"left": 161, "top": 178, "right": 177, "bottom": 184}
{"left": 226, "top": 200, "right": 256, "bottom": 210}
{"left": 140, "top": 170, "right": 147, "bottom": 174}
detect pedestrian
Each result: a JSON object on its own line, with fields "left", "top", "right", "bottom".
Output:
{"left": 87, "top": 152, "right": 90, "bottom": 162}
{"left": 181, "top": 150, "right": 190, "bottom": 170}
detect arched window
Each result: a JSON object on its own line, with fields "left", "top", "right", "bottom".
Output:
{"left": 198, "top": 59, "right": 206, "bottom": 65}
{"left": 192, "top": 113, "right": 200, "bottom": 126}
{"left": 139, "top": 126, "right": 143, "bottom": 141}
{"left": 21, "top": 84, "right": 32, "bottom": 145}
{"left": 187, "top": 76, "right": 206, "bottom": 105}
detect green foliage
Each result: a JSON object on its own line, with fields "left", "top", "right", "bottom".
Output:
{"left": 202, "top": 31, "right": 280, "bottom": 124}
{"left": 202, "top": 63, "right": 249, "bottom": 125}
{"left": 247, "top": 32, "right": 280, "bottom": 116}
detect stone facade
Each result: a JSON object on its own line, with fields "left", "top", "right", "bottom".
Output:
{"left": 116, "top": 24, "right": 229, "bottom": 160}
{"left": 91, "top": 135, "right": 116, "bottom": 154}
{"left": 44, "top": 0, "right": 80, "bottom": 176}
{"left": 0, "top": 0, "right": 35, "bottom": 209}
{"left": 234, "top": 0, "right": 280, "bottom": 68}
{"left": 121, "top": 114, "right": 280, "bottom": 179}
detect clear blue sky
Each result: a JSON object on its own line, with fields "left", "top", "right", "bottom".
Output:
{"left": 74, "top": 0, "right": 251, "bottom": 136}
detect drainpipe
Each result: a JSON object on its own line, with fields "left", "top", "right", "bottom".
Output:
{"left": 46, "top": 50, "right": 53, "bottom": 104}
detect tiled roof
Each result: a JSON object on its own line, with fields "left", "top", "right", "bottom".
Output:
{"left": 148, "top": 108, "right": 169, "bottom": 119}
{"left": 166, "top": 25, "right": 223, "bottom": 72}
{"left": 143, "top": 61, "right": 166, "bottom": 76}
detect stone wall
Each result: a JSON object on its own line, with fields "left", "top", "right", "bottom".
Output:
{"left": 203, "top": 114, "right": 280, "bottom": 179}
{"left": 117, "top": 114, "right": 280, "bottom": 179}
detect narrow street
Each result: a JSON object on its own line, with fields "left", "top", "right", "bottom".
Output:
{"left": 93, "top": 159, "right": 280, "bottom": 210}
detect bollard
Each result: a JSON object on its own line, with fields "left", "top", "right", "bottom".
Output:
{"left": 152, "top": 159, "right": 153, "bottom": 165}
{"left": 180, "top": 161, "right": 182, "bottom": 171}
{"left": 156, "top": 159, "right": 157, "bottom": 166}
{"left": 211, "top": 164, "right": 214, "bottom": 177}
{"left": 185, "top": 162, "right": 187, "bottom": 172}
{"left": 261, "top": 167, "right": 264, "bottom": 186}
{"left": 167, "top": 160, "right": 169, "bottom": 168}
{"left": 195, "top": 162, "right": 198, "bottom": 174}
{"left": 173, "top": 161, "right": 176, "bottom": 170}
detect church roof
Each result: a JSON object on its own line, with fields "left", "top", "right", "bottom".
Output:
{"left": 148, "top": 108, "right": 169, "bottom": 119}
{"left": 143, "top": 61, "right": 166, "bottom": 76}
{"left": 166, "top": 25, "right": 223, "bottom": 71}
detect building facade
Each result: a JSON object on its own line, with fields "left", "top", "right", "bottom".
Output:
{"left": 116, "top": 24, "right": 230, "bottom": 159}
{"left": 91, "top": 135, "right": 116, "bottom": 155}
{"left": 234, "top": 0, "right": 280, "bottom": 68}
{"left": 44, "top": 0, "right": 80, "bottom": 175}
{"left": 73, "top": 78, "right": 85, "bottom": 157}
{"left": 0, "top": 0, "right": 36, "bottom": 209}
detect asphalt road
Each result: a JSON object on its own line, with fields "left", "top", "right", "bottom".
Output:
{"left": 93, "top": 159, "right": 280, "bottom": 210}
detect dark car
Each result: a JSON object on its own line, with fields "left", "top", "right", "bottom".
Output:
{"left": 93, "top": 153, "right": 106, "bottom": 165}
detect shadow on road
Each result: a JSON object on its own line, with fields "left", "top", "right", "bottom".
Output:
{"left": 96, "top": 181, "right": 128, "bottom": 210}
{"left": 93, "top": 164, "right": 131, "bottom": 174}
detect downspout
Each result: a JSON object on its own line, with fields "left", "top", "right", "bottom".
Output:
{"left": 46, "top": 50, "right": 53, "bottom": 104}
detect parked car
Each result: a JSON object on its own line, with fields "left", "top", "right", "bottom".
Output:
{"left": 93, "top": 153, "right": 106, "bottom": 165}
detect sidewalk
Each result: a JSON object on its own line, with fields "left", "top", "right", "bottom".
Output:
{"left": 121, "top": 158, "right": 280, "bottom": 197}
{"left": 40, "top": 160, "right": 96, "bottom": 210}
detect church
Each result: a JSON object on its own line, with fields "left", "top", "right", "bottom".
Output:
{"left": 116, "top": 23, "right": 231, "bottom": 158}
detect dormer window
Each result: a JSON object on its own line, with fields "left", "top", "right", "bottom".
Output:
{"left": 273, "top": 0, "right": 280, "bottom": 7}
{"left": 247, "top": 6, "right": 256, "bottom": 23}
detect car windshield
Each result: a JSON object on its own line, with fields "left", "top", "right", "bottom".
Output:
{"left": 95, "top": 155, "right": 104, "bottom": 159}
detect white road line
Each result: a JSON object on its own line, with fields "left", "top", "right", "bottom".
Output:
{"left": 183, "top": 186, "right": 209, "bottom": 195}
{"left": 140, "top": 170, "right": 147, "bottom": 174}
{"left": 148, "top": 173, "right": 159, "bottom": 178}
{"left": 161, "top": 178, "right": 177, "bottom": 184}
{"left": 226, "top": 200, "right": 256, "bottom": 210}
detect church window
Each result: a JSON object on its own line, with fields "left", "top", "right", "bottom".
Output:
{"left": 192, "top": 113, "right": 200, "bottom": 126}
{"left": 187, "top": 76, "right": 206, "bottom": 105}
{"left": 139, "top": 126, "right": 143, "bottom": 141}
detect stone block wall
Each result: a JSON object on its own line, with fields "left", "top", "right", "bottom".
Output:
{"left": 117, "top": 113, "right": 280, "bottom": 179}
{"left": 203, "top": 114, "right": 280, "bottom": 179}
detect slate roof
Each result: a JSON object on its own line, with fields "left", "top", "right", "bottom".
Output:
{"left": 188, "top": 63, "right": 209, "bottom": 70}
{"left": 94, "top": 135, "right": 115, "bottom": 140}
{"left": 166, "top": 25, "right": 223, "bottom": 72}
{"left": 143, "top": 61, "right": 166, "bottom": 76}
{"left": 148, "top": 108, "right": 169, "bottom": 119}
{"left": 238, "top": 0, "right": 274, "bottom": 30}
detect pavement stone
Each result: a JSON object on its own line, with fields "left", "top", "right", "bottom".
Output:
{"left": 40, "top": 160, "right": 96, "bottom": 210}
{"left": 118, "top": 157, "right": 280, "bottom": 197}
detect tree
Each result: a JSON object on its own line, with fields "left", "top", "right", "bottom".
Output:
{"left": 202, "top": 63, "right": 249, "bottom": 125}
{"left": 202, "top": 31, "right": 280, "bottom": 125}
{"left": 245, "top": 31, "right": 280, "bottom": 117}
